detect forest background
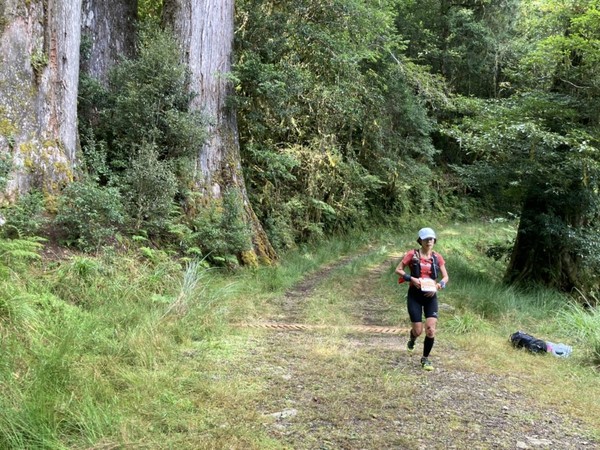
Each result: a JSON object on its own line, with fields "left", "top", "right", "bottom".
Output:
{"left": 1, "top": 0, "right": 600, "bottom": 448}
{"left": 1, "top": 0, "right": 599, "bottom": 293}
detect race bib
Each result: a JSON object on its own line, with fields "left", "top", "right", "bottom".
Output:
{"left": 420, "top": 278, "right": 437, "bottom": 293}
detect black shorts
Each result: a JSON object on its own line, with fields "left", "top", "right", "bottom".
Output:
{"left": 407, "top": 286, "right": 438, "bottom": 323}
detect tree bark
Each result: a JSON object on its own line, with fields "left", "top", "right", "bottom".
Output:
{"left": 80, "top": 0, "right": 137, "bottom": 85}
{"left": 162, "top": 0, "right": 276, "bottom": 265}
{"left": 0, "top": 0, "right": 81, "bottom": 203}
{"left": 504, "top": 191, "right": 582, "bottom": 292}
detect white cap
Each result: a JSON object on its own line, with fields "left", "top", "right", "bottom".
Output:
{"left": 418, "top": 227, "right": 436, "bottom": 240}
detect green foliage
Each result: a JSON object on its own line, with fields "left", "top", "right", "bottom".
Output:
{"left": 0, "top": 151, "right": 12, "bottom": 192}
{"left": 120, "top": 143, "right": 178, "bottom": 233}
{"left": 234, "top": 0, "right": 445, "bottom": 248}
{"left": 99, "top": 23, "right": 204, "bottom": 168}
{"left": 0, "top": 284, "right": 39, "bottom": 330}
{"left": 557, "top": 301, "right": 600, "bottom": 365}
{"left": 444, "top": 311, "right": 490, "bottom": 334}
{"left": 445, "top": 94, "right": 577, "bottom": 208}
{"left": 77, "top": 75, "right": 111, "bottom": 160}
{"left": 486, "top": 239, "right": 514, "bottom": 263}
{"left": 517, "top": 1, "right": 600, "bottom": 108}
{"left": 444, "top": 87, "right": 600, "bottom": 292}
{"left": 0, "top": 236, "right": 42, "bottom": 275}
{"left": 53, "top": 180, "right": 125, "bottom": 251}
{"left": 245, "top": 139, "right": 384, "bottom": 246}
{"left": 0, "top": 237, "right": 43, "bottom": 334}
{"left": 395, "top": 0, "right": 521, "bottom": 98}
{"left": 0, "top": 191, "right": 47, "bottom": 238}
{"left": 220, "top": 188, "right": 253, "bottom": 255}
{"left": 184, "top": 205, "right": 224, "bottom": 258}
{"left": 0, "top": 252, "right": 193, "bottom": 448}
{"left": 78, "top": 127, "right": 111, "bottom": 183}
{"left": 356, "top": 61, "right": 448, "bottom": 218}
{"left": 185, "top": 189, "right": 253, "bottom": 265}
{"left": 138, "top": 0, "right": 162, "bottom": 21}
{"left": 76, "top": 23, "right": 206, "bottom": 247}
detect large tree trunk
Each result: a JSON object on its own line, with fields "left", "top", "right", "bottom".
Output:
{"left": 78, "top": 0, "right": 137, "bottom": 133}
{"left": 162, "top": 0, "right": 276, "bottom": 265}
{"left": 504, "top": 191, "right": 582, "bottom": 292}
{"left": 80, "top": 0, "right": 137, "bottom": 85}
{"left": 0, "top": 0, "right": 81, "bottom": 203}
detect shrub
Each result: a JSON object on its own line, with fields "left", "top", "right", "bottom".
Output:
{"left": 119, "top": 143, "right": 178, "bottom": 233}
{"left": 54, "top": 180, "right": 125, "bottom": 251}
{"left": 96, "top": 23, "right": 205, "bottom": 171}
{"left": 186, "top": 189, "right": 253, "bottom": 265}
{"left": 220, "top": 188, "right": 253, "bottom": 255}
{"left": 76, "top": 23, "right": 206, "bottom": 245}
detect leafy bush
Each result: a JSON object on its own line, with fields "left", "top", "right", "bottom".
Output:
{"left": 79, "top": 127, "right": 111, "bottom": 183}
{"left": 119, "top": 143, "right": 178, "bottom": 233}
{"left": 95, "top": 23, "right": 205, "bottom": 171}
{"left": 186, "top": 189, "right": 253, "bottom": 265}
{"left": 246, "top": 140, "right": 382, "bottom": 247}
{"left": 53, "top": 180, "right": 125, "bottom": 251}
{"left": 77, "top": 23, "right": 206, "bottom": 245}
{"left": 234, "top": 0, "right": 443, "bottom": 245}
{"left": 220, "top": 188, "right": 253, "bottom": 255}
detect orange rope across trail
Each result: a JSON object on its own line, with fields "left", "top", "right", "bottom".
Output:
{"left": 235, "top": 322, "right": 409, "bottom": 334}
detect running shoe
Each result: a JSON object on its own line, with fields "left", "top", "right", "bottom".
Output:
{"left": 406, "top": 339, "right": 415, "bottom": 353}
{"left": 421, "top": 357, "right": 434, "bottom": 371}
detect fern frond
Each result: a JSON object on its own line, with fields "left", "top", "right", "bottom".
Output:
{"left": 0, "top": 237, "right": 44, "bottom": 269}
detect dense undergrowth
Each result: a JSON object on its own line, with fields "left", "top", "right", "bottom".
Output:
{"left": 1, "top": 220, "right": 599, "bottom": 448}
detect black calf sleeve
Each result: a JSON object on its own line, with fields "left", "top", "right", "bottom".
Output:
{"left": 423, "top": 336, "right": 434, "bottom": 357}
{"left": 409, "top": 330, "right": 417, "bottom": 342}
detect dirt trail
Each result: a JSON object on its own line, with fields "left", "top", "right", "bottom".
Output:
{"left": 238, "top": 250, "right": 599, "bottom": 450}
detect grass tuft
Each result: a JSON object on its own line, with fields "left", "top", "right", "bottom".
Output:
{"left": 444, "top": 311, "right": 491, "bottom": 334}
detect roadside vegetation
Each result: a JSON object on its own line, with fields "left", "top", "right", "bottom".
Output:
{"left": 1, "top": 220, "right": 599, "bottom": 448}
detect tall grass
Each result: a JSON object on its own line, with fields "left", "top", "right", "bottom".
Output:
{"left": 162, "top": 260, "right": 204, "bottom": 318}
{"left": 556, "top": 301, "right": 600, "bottom": 365}
{"left": 444, "top": 310, "right": 491, "bottom": 334}
{"left": 0, "top": 319, "right": 110, "bottom": 450}
{"left": 0, "top": 240, "right": 238, "bottom": 448}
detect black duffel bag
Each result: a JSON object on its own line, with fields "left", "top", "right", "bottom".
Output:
{"left": 510, "top": 330, "right": 547, "bottom": 354}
